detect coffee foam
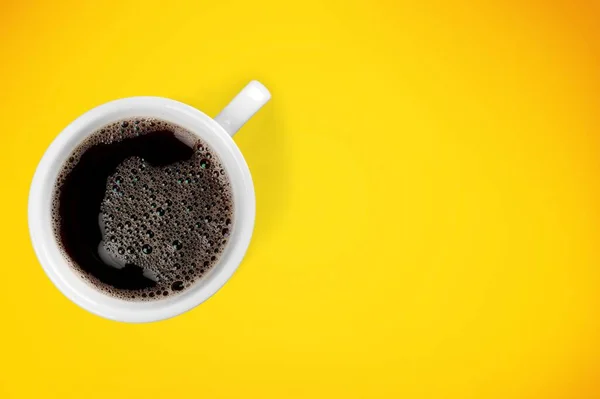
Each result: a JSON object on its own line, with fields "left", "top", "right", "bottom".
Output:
{"left": 52, "top": 118, "right": 234, "bottom": 300}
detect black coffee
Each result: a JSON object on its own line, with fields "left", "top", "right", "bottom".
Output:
{"left": 52, "top": 118, "right": 234, "bottom": 301}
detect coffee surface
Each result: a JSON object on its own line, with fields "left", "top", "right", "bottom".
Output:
{"left": 52, "top": 118, "right": 234, "bottom": 300}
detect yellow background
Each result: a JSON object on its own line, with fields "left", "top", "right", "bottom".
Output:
{"left": 1, "top": 0, "right": 600, "bottom": 398}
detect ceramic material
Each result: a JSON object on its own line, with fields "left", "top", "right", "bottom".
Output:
{"left": 28, "top": 81, "right": 271, "bottom": 322}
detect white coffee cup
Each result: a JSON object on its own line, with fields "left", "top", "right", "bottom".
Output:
{"left": 28, "top": 80, "right": 271, "bottom": 322}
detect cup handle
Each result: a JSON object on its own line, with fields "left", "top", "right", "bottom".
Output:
{"left": 214, "top": 80, "right": 271, "bottom": 137}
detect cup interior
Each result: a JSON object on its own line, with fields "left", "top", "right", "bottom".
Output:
{"left": 28, "top": 97, "right": 255, "bottom": 322}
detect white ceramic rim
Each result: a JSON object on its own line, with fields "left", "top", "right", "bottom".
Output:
{"left": 28, "top": 96, "right": 256, "bottom": 322}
